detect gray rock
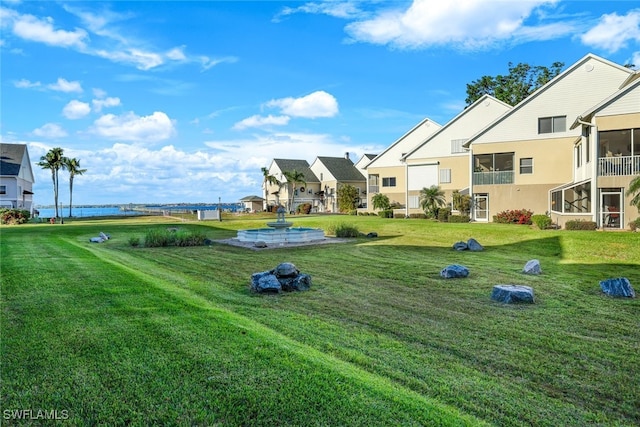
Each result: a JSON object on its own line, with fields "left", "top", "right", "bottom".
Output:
{"left": 99, "top": 232, "right": 110, "bottom": 240}
{"left": 523, "top": 259, "right": 542, "bottom": 275}
{"left": 366, "top": 232, "right": 378, "bottom": 238}
{"left": 491, "top": 285, "right": 535, "bottom": 304}
{"left": 254, "top": 240, "right": 268, "bottom": 248}
{"left": 467, "top": 238, "right": 483, "bottom": 251}
{"left": 453, "top": 241, "right": 468, "bottom": 251}
{"left": 251, "top": 271, "right": 281, "bottom": 293}
{"left": 440, "top": 264, "right": 469, "bottom": 279}
{"left": 89, "top": 237, "right": 104, "bottom": 243}
{"left": 600, "top": 277, "right": 635, "bottom": 298}
{"left": 273, "top": 262, "right": 299, "bottom": 278}
{"left": 279, "top": 274, "right": 312, "bottom": 292}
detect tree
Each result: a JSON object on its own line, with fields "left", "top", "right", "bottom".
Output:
{"left": 371, "top": 193, "right": 390, "bottom": 211}
{"left": 282, "top": 169, "right": 306, "bottom": 213}
{"left": 336, "top": 184, "right": 359, "bottom": 213}
{"left": 465, "top": 61, "right": 564, "bottom": 106}
{"left": 37, "top": 147, "right": 65, "bottom": 219}
{"left": 626, "top": 175, "right": 640, "bottom": 212}
{"left": 63, "top": 157, "right": 87, "bottom": 218}
{"left": 452, "top": 190, "right": 472, "bottom": 215}
{"left": 261, "top": 167, "right": 281, "bottom": 211}
{"left": 419, "top": 185, "right": 446, "bottom": 218}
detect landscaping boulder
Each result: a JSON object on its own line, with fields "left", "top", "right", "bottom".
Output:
{"left": 251, "top": 262, "right": 312, "bottom": 293}
{"left": 273, "top": 262, "right": 299, "bottom": 278}
{"left": 99, "top": 232, "right": 110, "bottom": 240}
{"left": 89, "top": 237, "right": 105, "bottom": 243}
{"left": 254, "top": 240, "right": 268, "bottom": 248}
{"left": 600, "top": 277, "right": 635, "bottom": 298}
{"left": 491, "top": 285, "right": 535, "bottom": 304}
{"left": 453, "top": 241, "right": 468, "bottom": 251}
{"left": 366, "top": 232, "right": 378, "bottom": 238}
{"left": 467, "top": 238, "right": 483, "bottom": 251}
{"left": 522, "top": 259, "right": 542, "bottom": 275}
{"left": 251, "top": 271, "right": 282, "bottom": 293}
{"left": 440, "top": 264, "right": 469, "bottom": 279}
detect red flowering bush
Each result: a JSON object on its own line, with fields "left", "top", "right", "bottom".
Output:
{"left": 493, "top": 209, "right": 533, "bottom": 225}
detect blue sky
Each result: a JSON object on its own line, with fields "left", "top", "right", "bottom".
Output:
{"left": 1, "top": 0, "right": 639, "bottom": 206}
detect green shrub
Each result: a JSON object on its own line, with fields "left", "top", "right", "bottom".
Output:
{"left": 174, "top": 230, "right": 207, "bottom": 246}
{"left": 0, "top": 209, "right": 30, "bottom": 225}
{"left": 128, "top": 236, "right": 141, "bottom": 247}
{"left": 448, "top": 215, "right": 470, "bottom": 223}
{"left": 628, "top": 217, "right": 640, "bottom": 231}
{"left": 348, "top": 209, "right": 357, "bottom": 216}
{"left": 565, "top": 219, "right": 597, "bottom": 230}
{"left": 393, "top": 213, "right": 406, "bottom": 219}
{"left": 493, "top": 209, "right": 533, "bottom": 225}
{"left": 531, "top": 214, "right": 552, "bottom": 230}
{"left": 326, "top": 223, "right": 360, "bottom": 237}
{"left": 437, "top": 208, "right": 451, "bottom": 222}
{"left": 296, "top": 203, "right": 312, "bottom": 214}
{"left": 409, "top": 213, "right": 427, "bottom": 219}
{"left": 378, "top": 209, "right": 393, "bottom": 218}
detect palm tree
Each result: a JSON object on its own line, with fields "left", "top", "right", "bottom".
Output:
{"left": 261, "top": 167, "right": 281, "bottom": 211}
{"left": 37, "top": 147, "right": 65, "bottom": 219}
{"left": 419, "top": 185, "right": 446, "bottom": 218}
{"left": 64, "top": 157, "right": 87, "bottom": 217}
{"left": 282, "top": 169, "right": 306, "bottom": 213}
{"left": 626, "top": 174, "right": 640, "bottom": 211}
{"left": 371, "top": 193, "right": 390, "bottom": 211}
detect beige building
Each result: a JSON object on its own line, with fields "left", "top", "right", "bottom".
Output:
{"left": 402, "top": 95, "right": 512, "bottom": 215}
{"left": 264, "top": 159, "right": 320, "bottom": 213}
{"left": 562, "top": 71, "right": 640, "bottom": 229}
{"left": 364, "top": 118, "right": 441, "bottom": 212}
{"left": 0, "top": 143, "right": 35, "bottom": 212}
{"left": 463, "top": 54, "right": 635, "bottom": 225}
{"left": 310, "top": 154, "right": 366, "bottom": 213}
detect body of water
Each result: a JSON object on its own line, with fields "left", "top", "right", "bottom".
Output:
{"left": 35, "top": 204, "right": 242, "bottom": 218}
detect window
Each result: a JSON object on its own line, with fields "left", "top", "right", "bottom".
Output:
{"left": 440, "top": 168, "right": 452, "bottom": 183}
{"left": 538, "top": 116, "right": 566, "bottom": 134}
{"left": 451, "top": 139, "right": 467, "bottom": 154}
{"left": 0, "top": 185, "right": 5, "bottom": 195}
{"left": 382, "top": 177, "right": 396, "bottom": 187}
{"left": 409, "top": 196, "right": 419, "bottom": 209}
{"left": 520, "top": 158, "right": 533, "bottom": 174}
{"left": 576, "top": 144, "right": 582, "bottom": 168}
{"left": 551, "top": 181, "right": 591, "bottom": 214}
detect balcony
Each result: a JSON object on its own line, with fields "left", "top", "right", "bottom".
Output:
{"left": 473, "top": 170, "right": 514, "bottom": 185}
{"left": 368, "top": 185, "right": 379, "bottom": 193}
{"left": 598, "top": 155, "right": 640, "bottom": 176}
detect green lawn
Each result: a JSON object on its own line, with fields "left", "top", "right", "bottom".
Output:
{"left": 1, "top": 214, "right": 639, "bottom": 426}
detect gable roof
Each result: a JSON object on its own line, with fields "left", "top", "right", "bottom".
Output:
{"left": 271, "top": 158, "right": 319, "bottom": 183}
{"left": 365, "top": 117, "right": 441, "bottom": 168}
{"left": 240, "top": 195, "right": 264, "bottom": 202}
{"left": 0, "top": 143, "right": 29, "bottom": 177}
{"left": 402, "top": 95, "right": 512, "bottom": 160}
{"left": 462, "top": 53, "right": 635, "bottom": 148}
{"left": 570, "top": 70, "right": 640, "bottom": 129}
{"left": 315, "top": 156, "right": 366, "bottom": 181}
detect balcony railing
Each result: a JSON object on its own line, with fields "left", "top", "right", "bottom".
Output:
{"left": 368, "top": 185, "right": 379, "bottom": 193}
{"left": 598, "top": 155, "right": 640, "bottom": 176}
{"left": 473, "top": 170, "right": 514, "bottom": 185}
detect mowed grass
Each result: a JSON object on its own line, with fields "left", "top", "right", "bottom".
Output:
{"left": 1, "top": 214, "right": 639, "bottom": 426}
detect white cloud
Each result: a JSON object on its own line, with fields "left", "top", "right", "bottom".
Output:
{"left": 92, "top": 96, "right": 121, "bottom": 112}
{"left": 63, "top": 100, "right": 91, "bottom": 119}
{"left": 10, "top": 11, "right": 87, "bottom": 48}
{"left": 94, "top": 47, "right": 164, "bottom": 71}
{"left": 344, "top": 0, "right": 565, "bottom": 50}
{"left": 32, "top": 123, "right": 68, "bottom": 138}
{"left": 275, "top": 2, "right": 365, "bottom": 22}
{"left": 166, "top": 46, "right": 186, "bottom": 61}
{"left": 90, "top": 111, "right": 176, "bottom": 142}
{"left": 14, "top": 78, "right": 41, "bottom": 88}
{"left": 233, "top": 115, "right": 290, "bottom": 130}
{"left": 265, "top": 91, "right": 339, "bottom": 118}
{"left": 48, "top": 77, "right": 83, "bottom": 93}
{"left": 580, "top": 10, "right": 640, "bottom": 53}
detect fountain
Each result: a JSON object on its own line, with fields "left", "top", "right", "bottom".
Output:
{"left": 236, "top": 207, "right": 325, "bottom": 244}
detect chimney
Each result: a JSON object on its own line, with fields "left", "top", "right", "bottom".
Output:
{"left": 345, "top": 152, "right": 350, "bottom": 160}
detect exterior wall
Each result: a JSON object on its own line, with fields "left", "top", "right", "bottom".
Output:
{"left": 367, "top": 165, "right": 406, "bottom": 210}
{"left": 367, "top": 119, "right": 440, "bottom": 168}
{"left": 473, "top": 137, "right": 575, "bottom": 220}
{"left": 596, "top": 112, "right": 640, "bottom": 131}
{"left": 471, "top": 56, "right": 632, "bottom": 146}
